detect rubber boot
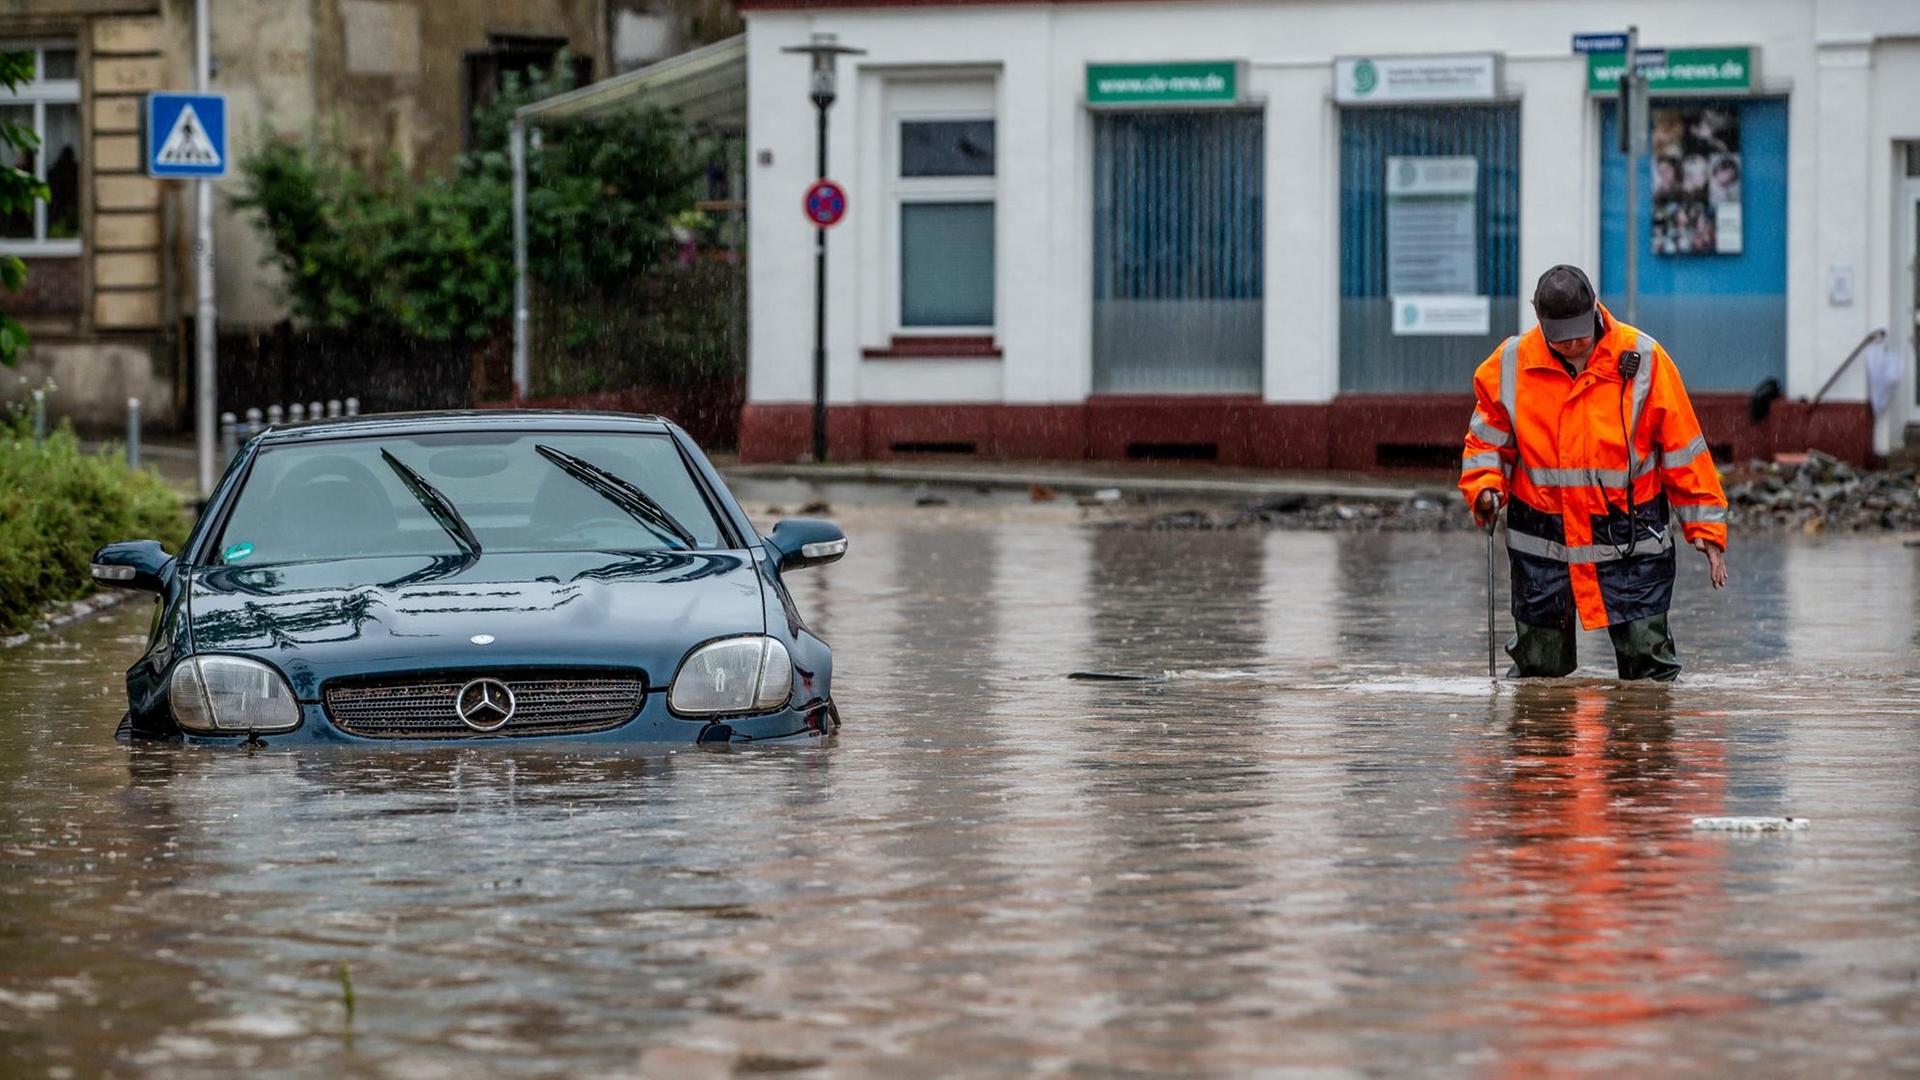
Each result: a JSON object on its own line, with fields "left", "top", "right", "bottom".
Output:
{"left": 1608, "top": 612, "right": 1682, "bottom": 682}
{"left": 1505, "top": 609, "right": 1579, "bottom": 678}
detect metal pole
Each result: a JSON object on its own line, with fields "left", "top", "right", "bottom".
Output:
{"left": 220, "top": 411, "right": 236, "bottom": 463}
{"left": 126, "top": 397, "right": 142, "bottom": 468}
{"left": 1623, "top": 25, "right": 1640, "bottom": 327}
{"left": 30, "top": 388, "right": 45, "bottom": 442}
{"left": 510, "top": 118, "right": 530, "bottom": 401}
{"left": 193, "top": 0, "right": 217, "bottom": 498}
{"left": 811, "top": 101, "right": 829, "bottom": 463}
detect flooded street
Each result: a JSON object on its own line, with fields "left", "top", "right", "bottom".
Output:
{"left": 3, "top": 485, "right": 1918, "bottom": 1077}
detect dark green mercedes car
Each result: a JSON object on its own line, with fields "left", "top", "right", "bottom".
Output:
{"left": 90, "top": 412, "right": 845, "bottom": 748}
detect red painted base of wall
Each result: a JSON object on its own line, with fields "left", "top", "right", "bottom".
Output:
{"left": 479, "top": 379, "right": 745, "bottom": 450}
{"left": 739, "top": 394, "right": 1878, "bottom": 470}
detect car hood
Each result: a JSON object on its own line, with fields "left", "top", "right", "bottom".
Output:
{"left": 186, "top": 550, "right": 765, "bottom": 699}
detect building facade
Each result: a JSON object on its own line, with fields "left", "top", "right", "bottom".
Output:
{"left": 738, "top": 0, "right": 1920, "bottom": 467}
{"left": 1, "top": 0, "right": 614, "bottom": 428}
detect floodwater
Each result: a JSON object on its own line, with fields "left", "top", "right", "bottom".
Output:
{"left": 3, "top": 484, "right": 1917, "bottom": 1077}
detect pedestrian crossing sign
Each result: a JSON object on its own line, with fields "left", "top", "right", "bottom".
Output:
{"left": 146, "top": 92, "right": 227, "bottom": 179}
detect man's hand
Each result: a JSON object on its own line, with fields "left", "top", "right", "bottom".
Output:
{"left": 1472, "top": 490, "right": 1502, "bottom": 529}
{"left": 1694, "top": 538, "right": 1728, "bottom": 589}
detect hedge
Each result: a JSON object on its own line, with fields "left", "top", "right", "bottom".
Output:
{"left": 0, "top": 417, "right": 190, "bottom": 635}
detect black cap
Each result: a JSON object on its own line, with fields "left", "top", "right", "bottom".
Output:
{"left": 1533, "top": 264, "right": 1597, "bottom": 342}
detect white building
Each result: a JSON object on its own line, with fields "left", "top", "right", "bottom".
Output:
{"left": 738, "top": 0, "right": 1920, "bottom": 468}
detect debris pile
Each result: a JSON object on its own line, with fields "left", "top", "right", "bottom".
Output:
{"left": 1124, "top": 452, "right": 1920, "bottom": 533}
{"left": 1133, "top": 492, "right": 1471, "bottom": 533}
{"left": 1724, "top": 452, "right": 1920, "bottom": 532}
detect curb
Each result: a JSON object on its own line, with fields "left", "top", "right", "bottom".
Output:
{"left": 1, "top": 589, "right": 144, "bottom": 650}
{"left": 721, "top": 462, "right": 1443, "bottom": 504}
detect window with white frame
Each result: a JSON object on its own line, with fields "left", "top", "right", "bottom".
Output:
{"left": 1, "top": 41, "right": 82, "bottom": 254}
{"left": 888, "top": 81, "right": 995, "bottom": 333}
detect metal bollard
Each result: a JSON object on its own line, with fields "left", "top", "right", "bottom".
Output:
{"left": 308, "top": 401, "right": 323, "bottom": 422}
{"left": 30, "top": 388, "right": 46, "bottom": 442}
{"left": 267, "top": 404, "right": 283, "bottom": 426}
{"left": 327, "top": 399, "right": 342, "bottom": 418}
{"left": 220, "top": 412, "right": 238, "bottom": 464}
{"left": 244, "top": 407, "right": 263, "bottom": 447}
{"left": 126, "top": 397, "right": 142, "bottom": 469}
{"left": 345, "top": 397, "right": 360, "bottom": 417}
{"left": 289, "top": 402, "right": 306, "bottom": 422}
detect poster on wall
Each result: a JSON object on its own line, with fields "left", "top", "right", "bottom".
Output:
{"left": 1650, "top": 105, "right": 1742, "bottom": 255}
{"left": 1386, "top": 156, "right": 1484, "bottom": 335}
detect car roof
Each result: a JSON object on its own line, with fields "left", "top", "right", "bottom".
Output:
{"left": 248, "top": 410, "right": 678, "bottom": 445}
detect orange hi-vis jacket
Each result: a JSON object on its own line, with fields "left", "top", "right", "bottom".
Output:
{"left": 1460, "top": 305, "right": 1728, "bottom": 631}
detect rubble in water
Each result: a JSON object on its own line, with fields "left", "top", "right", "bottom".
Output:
{"left": 1724, "top": 452, "right": 1920, "bottom": 532}
{"left": 1122, "top": 452, "right": 1920, "bottom": 533}
{"left": 1125, "top": 492, "right": 1472, "bottom": 533}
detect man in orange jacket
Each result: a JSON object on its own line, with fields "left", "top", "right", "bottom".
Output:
{"left": 1461, "top": 265, "right": 1729, "bottom": 681}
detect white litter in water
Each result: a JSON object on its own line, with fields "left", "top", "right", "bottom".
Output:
{"left": 1691, "top": 816, "right": 1810, "bottom": 832}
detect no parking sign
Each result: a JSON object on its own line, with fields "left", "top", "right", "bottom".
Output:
{"left": 804, "top": 179, "right": 847, "bottom": 227}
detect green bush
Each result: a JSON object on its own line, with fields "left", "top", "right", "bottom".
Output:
{"left": 0, "top": 414, "right": 189, "bottom": 635}
{"left": 234, "top": 60, "right": 712, "bottom": 348}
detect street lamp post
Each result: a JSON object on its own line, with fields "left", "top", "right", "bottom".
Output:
{"left": 782, "top": 33, "right": 863, "bottom": 463}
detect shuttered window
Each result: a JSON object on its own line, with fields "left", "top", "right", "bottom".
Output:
{"left": 1338, "top": 104, "right": 1520, "bottom": 392}
{"left": 1093, "top": 110, "right": 1264, "bottom": 394}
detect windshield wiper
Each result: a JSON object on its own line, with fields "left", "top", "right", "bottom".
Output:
{"left": 533, "top": 443, "right": 697, "bottom": 550}
{"left": 379, "top": 448, "right": 483, "bottom": 558}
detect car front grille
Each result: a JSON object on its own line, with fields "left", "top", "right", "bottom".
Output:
{"left": 324, "top": 672, "right": 646, "bottom": 739}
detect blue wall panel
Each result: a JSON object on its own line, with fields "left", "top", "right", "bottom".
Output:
{"left": 1599, "top": 98, "right": 1788, "bottom": 390}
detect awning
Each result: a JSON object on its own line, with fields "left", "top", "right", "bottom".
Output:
{"left": 515, "top": 34, "right": 746, "bottom": 132}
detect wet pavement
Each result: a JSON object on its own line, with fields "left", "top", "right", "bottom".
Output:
{"left": 2, "top": 482, "right": 1918, "bottom": 1077}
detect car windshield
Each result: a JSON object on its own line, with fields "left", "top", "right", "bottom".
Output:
{"left": 211, "top": 431, "right": 729, "bottom": 566}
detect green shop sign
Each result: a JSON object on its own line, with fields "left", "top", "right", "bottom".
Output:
{"left": 1587, "top": 47, "right": 1754, "bottom": 94}
{"left": 1087, "top": 62, "right": 1239, "bottom": 106}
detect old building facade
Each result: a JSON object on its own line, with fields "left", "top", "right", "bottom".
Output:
{"left": 1, "top": 0, "right": 717, "bottom": 427}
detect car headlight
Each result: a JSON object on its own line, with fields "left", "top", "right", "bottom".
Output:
{"left": 169, "top": 656, "right": 302, "bottom": 734}
{"left": 669, "top": 637, "right": 793, "bottom": 716}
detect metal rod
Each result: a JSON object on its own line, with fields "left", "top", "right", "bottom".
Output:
{"left": 194, "top": 0, "right": 217, "bottom": 498}
{"left": 126, "top": 397, "right": 142, "bottom": 468}
{"left": 1487, "top": 515, "right": 1498, "bottom": 679}
{"left": 811, "top": 101, "right": 829, "bottom": 463}
{"left": 1808, "top": 326, "right": 1891, "bottom": 413}
{"left": 1623, "top": 25, "right": 1640, "bottom": 327}
{"left": 220, "top": 411, "right": 237, "bottom": 463}
{"left": 510, "top": 118, "right": 530, "bottom": 401}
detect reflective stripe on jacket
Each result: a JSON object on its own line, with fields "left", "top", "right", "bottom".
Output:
{"left": 1459, "top": 304, "right": 1728, "bottom": 631}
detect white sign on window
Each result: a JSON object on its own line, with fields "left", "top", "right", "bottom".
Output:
{"left": 1393, "top": 295, "right": 1491, "bottom": 336}
{"left": 1387, "top": 156, "right": 1479, "bottom": 300}
{"left": 1336, "top": 55, "right": 1499, "bottom": 104}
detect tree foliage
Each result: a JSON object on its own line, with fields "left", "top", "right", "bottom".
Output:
{"left": 235, "top": 60, "right": 711, "bottom": 346}
{"left": 0, "top": 50, "right": 50, "bottom": 367}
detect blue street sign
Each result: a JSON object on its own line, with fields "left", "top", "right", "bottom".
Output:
{"left": 1572, "top": 33, "right": 1629, "bottom": 54}
{"left": 146, "top": 92, "right": 227, "bottom": 179}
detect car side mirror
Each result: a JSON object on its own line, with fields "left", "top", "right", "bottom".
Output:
{"left": 765, "top": 519, "right": 847, "bottom": 571}
{"left": 90, "top": 540, "right": 173, "bottom": 594}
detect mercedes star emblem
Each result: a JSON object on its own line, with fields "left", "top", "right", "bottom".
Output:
{"left": 455, "top": 678, "right": 517, "bottom": 732}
